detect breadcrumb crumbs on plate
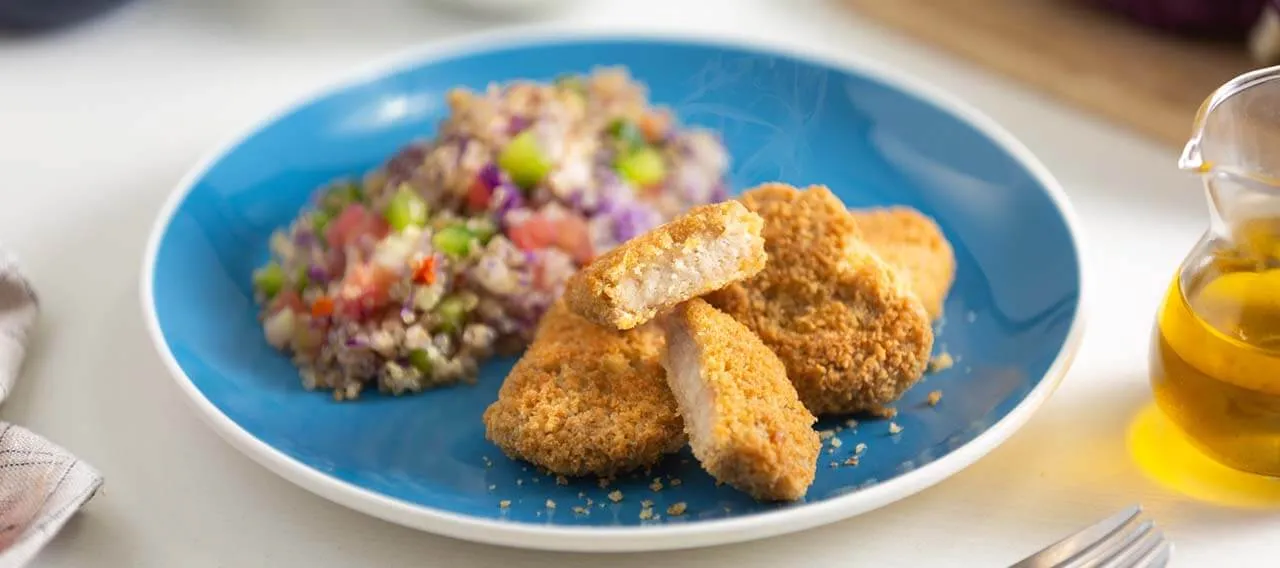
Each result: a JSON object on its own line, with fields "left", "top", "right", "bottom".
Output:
{"left": 818, "top": 429, "right": 835, "bottom": 440}
{"left": 545, "top": 499, "right": 556, "bottom": 509}
{"left": 826, "top": 448, "right": 834, "bottom": 455}
{"left": 831, "top": 438, "right": 843, "bottom": 448}
{"left": 650, "top": 478, "right": 664, "bottom": 492}
{"left": 888, "top": 421, "right": 903, "bottom": 435}
{"left": 608, "top": 490, "right": 624, "bottom": 503}
{"left": 828, "top": 461, "right": 838, "bottom": 468}
{"left": 487, "top": 484, "right": 496, "bottom": 491}
{"left": 670, "top": 478, "right": 682, "bottom": 487}
{"left": 928, "top": 352, "right": 954, "bottom": 373}
{"left": 845, "top": 418, "right": 859, "bottom": 428}
{"left": 577, "top": 491, "right": 584, "bottom": 498}
{"left": 572, "top": 506, "right": 588, "bottom": 515}
{"left": 597, "top": 478, "right": 611, "bottom": 489}
{"left": 855, "top": 442, "right": 867, "bottom": 454}
{"left": 927, "top": 390, "right": 943, "bottom": 406}
{"left": 844, "top": 456, "right": 859, "bottom": 466}
{"left": 516, "top": 479, "right": 524, "bottom": 486}
{"left": 667, "top": 502, "right": 687, "bottom": 516}
{"left": 641, "top": 500, "right": 654, "bottom": 508}
{"left": 870, "top": 406, "right": 898, "bottom": 419}
{"left": 499, "top": 500, "right": 511, "bottom": 509}
{"left": 639, "top": 508, "right": 655, "bottom": 521}
{"left": 586, "top": 498, "right": 594, "bottom": 506}
{"left": 556, "top": 475, "right": 568, "bottom": 486}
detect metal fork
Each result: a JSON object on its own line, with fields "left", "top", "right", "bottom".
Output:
{"left": 1009, "top": 505, "right": 1173, "bottom": 568}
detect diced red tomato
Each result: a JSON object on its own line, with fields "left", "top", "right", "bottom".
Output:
{"left": 269, "top": 290, "right": 305, "bottom": 314}
{"left": 508, "top": 214, "right": 558, "bottom": 251}
{"left": 554, "top": 214, "right": 594, "bottom": 264}
{"left": 466, "top": 178, "right": 492, "bottom": 213}
{"left": 639, "top": 110, "right": 671, "bottom": 143}
{"left": 311, "top": 296, "right": 335, "bottom": 318}
{"left": 412, "top": 256, "right": 438, "bottom": 285}
{"left": 334, "top": 263, "right": 397, "bottom": 319}
{"left": 325, "top": 204, "right": 389, "bottom": 250}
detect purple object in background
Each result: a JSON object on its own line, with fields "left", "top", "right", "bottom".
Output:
{"left": 0, "top": 0, "right": 133, "bottom": 32}
{"left": 1095, "top": 0, "right": 1270, "bottom": 38}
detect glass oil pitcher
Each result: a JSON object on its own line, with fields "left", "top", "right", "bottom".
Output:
{"left": 1151, "top": 65, "right": 1280, "bottom": 476}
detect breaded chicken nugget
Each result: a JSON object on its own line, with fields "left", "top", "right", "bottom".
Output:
{"left": 564, "top": 201, "right": 767, "bottom": 330}
{"left": 706, "top": 184, "right": 934, "bottom": 416}
{"left": 662, "top": 299, "right": 819, "bottom": 501}
{"left": 851, "top": 207, "right": 955, "bottom": 320}
{"left": 482, "top": 301, "right": 685, "bottom": 477}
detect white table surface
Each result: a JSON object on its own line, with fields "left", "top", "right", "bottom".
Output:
{"left": 0, "top": 0, "right": 1261, "bottom": 566}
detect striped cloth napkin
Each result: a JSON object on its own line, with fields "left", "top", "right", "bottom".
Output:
{"left": 0, "top": 249, "right": 101, "bottom": 567}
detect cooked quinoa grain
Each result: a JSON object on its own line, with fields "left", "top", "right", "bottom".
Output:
{"left": 253, "top": 68, "right": 729, "bottom": 398}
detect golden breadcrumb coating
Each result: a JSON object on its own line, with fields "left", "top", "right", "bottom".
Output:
{"left": 662, "top": 299, "right": 819, "bottom": 501}
{"left": 482, "top": 301, "right": 685, "bottom": 477}
{"left": 564, "top": 201, "right": 767, "bottom": 330}
{"left": 705, "top": 183, "right": 934, "bottom": 416}
{"left": 851, "top": 207, "right": 955, "bottom": 320}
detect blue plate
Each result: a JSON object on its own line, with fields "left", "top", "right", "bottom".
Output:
{"left": 142, "top": 31, "right": 1085, "bottom": 552}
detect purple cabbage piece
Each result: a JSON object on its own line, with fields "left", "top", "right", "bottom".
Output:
{"left": 709, "top": 181, "right": 730, "bottom": 203}
{"left": 612, "top": 204, "right": 661, "bottom": 242}
{"left": 478, "top": 162, "right": 503, "bottom": 190}
{"left": 294, "top": 229, "right": 315, "bottom": 247}
{"left": 492, "top": 184, "right": 526, "bottom": 221}
{"left": 1095, "top": 0, "right": 1268, "bottom": 38}
{"left": 507, "top": 116, "right": 531, "bottom": 134}
{"left": 306, "top": 265, "right": 329, "bottom": 284}
{"left": 385, "top": 144, "right": 427, "bottom": 186}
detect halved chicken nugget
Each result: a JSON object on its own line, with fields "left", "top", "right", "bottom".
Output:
{"left": 852, "top": 207, "right": 955, "bottom": 320}
{"left": 706, "top": 184, "right": 934, "bottom": 416}
{"left": 482, "top": 301, "right": 685, "bottom": 477}
{"left": 662, "top": 298, "right": 819, "bottom": 501}
{"left": 564, "top": 201, "right": 767, "bottom": 330}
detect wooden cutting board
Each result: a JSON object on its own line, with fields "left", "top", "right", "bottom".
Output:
{"left": 843, "top": 0, "right": 1262, "bottom": 147}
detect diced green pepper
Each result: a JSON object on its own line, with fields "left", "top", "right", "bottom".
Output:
{"left": 294, "top": 265, "right": 309, "bottom": 292}
{"left": 434, "top": 295, "right": 469, "bottom": 333}
{"left": 385, "top": 185, "right": 429, "bottom": 232}
{"left": 311, "top": 209, "right": 332, "bottom": 234}
{"left": 616, "top": 147, "right": 667, "bottom": 187}
{"left": 469, "top": 220, "right": 498, "bottom": 245}
{"left": 433, "top": 225, "right": 474, "bottom": 258}
{"left": 321, "top": 181, "right": 364, "bottom": 213}
{"left": 607, "top": 119, "right": 644, "bottom": 151}
{"left": 253, "top": 262, "right": 286, "bottom": 298}
{"left": 408, "top": 349, "right": 434, "bottom": 375}
{"left": 554, "top": 73, "right": 587, "bottom": 96}
{"left": 498, "top": 131, "right": 552, "bottom": 189}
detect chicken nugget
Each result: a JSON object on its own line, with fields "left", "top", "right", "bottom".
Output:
{"left": 706, "top": 183, "right": 934, "bottom": 415}
{"left": 851, "top": 207, "right": 955, "bottom": 320}
{"left": 482, "top": 301, "right": 685, "bottom": 477}
{"left": 564, "top": 201, "right": 767, "bottom": 330}
{"left": 662, "top": 298, "right": 819, "bottom": 501}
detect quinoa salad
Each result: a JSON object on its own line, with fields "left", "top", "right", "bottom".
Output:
{"left": 252, "top": 68, "right": 731, "bottom": 400}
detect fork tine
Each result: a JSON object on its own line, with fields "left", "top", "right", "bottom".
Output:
{"left": 1061, "top": 520, "right": 1152, "bottom": 568}
{"left": 1009, "top": 505, "right": 1143, "bottom": 568}
{"left": 1135, "top": 540, "right": 1174, "bottom": 568}
{"left": 1097, "top": 527, "right": 1166, "bottom": 568}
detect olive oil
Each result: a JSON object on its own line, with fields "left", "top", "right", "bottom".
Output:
{"left": 1151, "top": 249, "right": 1280, "bottom": 476}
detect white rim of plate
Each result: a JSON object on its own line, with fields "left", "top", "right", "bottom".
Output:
{"left": 140, "top": 26, "right": 1090, "bottom": 553}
